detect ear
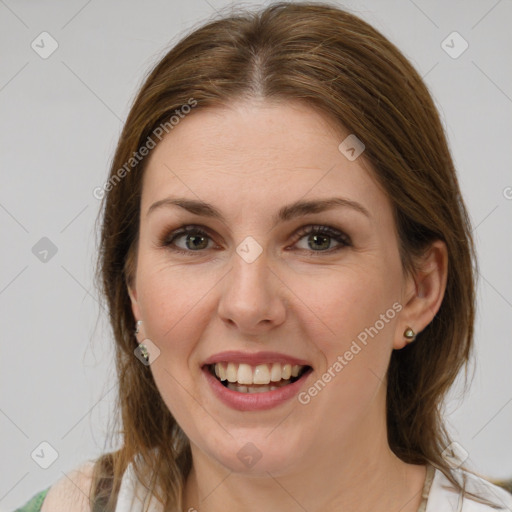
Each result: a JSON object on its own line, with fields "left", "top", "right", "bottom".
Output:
{"left": 394, "top": 240, "right": 448, "bottom": 350}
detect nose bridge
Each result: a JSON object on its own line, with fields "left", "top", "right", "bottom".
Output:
{"left": 226, "top": 238, "right": 272, "bottom": 307}
{"left": 217, "top": 234, "right": 285, "bottom": 330}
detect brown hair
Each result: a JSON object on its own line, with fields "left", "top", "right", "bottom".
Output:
{"left": 92, "top": 2, "right": 481, "bottom": 510}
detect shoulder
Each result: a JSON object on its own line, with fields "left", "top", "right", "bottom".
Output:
{"left": 427, "top": 467, "right": 512, "bottom": 512}
{"left": 40, "top": 459, "right": 97, "bottom": 512}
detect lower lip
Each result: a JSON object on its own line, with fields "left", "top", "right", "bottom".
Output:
{"left": 202, "top": 367, "right": 311, "bottom": 411}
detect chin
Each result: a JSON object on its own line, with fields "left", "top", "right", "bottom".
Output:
{"left": 196, "top": 425, "right": 308, "bottom": 476}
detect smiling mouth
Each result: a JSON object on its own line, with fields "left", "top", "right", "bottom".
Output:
{"left": 207, "top": 362, "right": 312, "bottom": 393}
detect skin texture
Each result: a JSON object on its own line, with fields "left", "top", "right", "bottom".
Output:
{"left": 128, "top": 99, "right": 448, "bottom": 512}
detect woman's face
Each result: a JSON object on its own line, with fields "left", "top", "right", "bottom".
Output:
{"left": 129, "top": 99, "right": 415, "bottom": 475}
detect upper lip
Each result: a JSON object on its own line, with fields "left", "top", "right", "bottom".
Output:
{"left": 202, "top": 350, "right": 312, "bottom": 367}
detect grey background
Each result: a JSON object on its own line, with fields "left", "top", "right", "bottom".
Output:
{"left": 1, "top": 0, "right": 511, "bottom": 510}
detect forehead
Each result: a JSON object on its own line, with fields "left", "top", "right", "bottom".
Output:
{"left": 140, "top": 100, "right": 389, "bottom": 222}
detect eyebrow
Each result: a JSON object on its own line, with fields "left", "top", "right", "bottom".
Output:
{"left": 146, "top": 196, "right": 371, "bottom": 226}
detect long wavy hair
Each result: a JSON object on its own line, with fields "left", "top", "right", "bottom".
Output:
{"left": 91, "top": 2, "right": 481, "bottom": 510}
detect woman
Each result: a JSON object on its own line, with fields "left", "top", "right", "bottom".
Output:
{"left": 15, "top": 2, "right": 512, "bottom": 511}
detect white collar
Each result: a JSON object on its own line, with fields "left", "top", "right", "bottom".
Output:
{"left": 425, "top": 466, "right": 512, "bottom": 512}
{"left": 114, "top": 457, "right": 163, "bottom": 512}
{"left": 114, "top": 459, "right": 512, "bottom": 512}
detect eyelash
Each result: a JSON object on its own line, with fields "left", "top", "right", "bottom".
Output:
{"left": 157, "top": 224, "right": 351, "bottom": 256}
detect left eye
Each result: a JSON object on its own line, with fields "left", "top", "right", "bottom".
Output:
{"left": 292, "top": 225, "right": 351, "bottom": 253}
{"left": 159, "top": 224, "right": 351, "bottom": 255}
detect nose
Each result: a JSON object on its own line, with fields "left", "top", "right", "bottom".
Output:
{"left": 217, "top": 244, "right": 286, "bottom": 335}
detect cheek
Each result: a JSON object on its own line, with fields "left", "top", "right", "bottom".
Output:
{"left": 136, "top": 252, "right": 216, "bottom": 343}
{"left": 135, "top": 259, "right": 213, "bottom": 437}
{"left": 294, "top": 262, "right": 399, "bottom": 353}
{"left": 293, "top": 261, "right": 400, "bottom": 414}
{"left": 133, "top": 258, "right": 217, "bottom": 418}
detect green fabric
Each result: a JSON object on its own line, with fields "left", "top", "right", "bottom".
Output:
{"left": 13, "top": 487, "right": 50, "bottom": 512}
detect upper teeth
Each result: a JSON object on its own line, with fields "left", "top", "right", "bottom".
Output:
{"left": 213, "top": 362, "right": 304, "bottom": 385}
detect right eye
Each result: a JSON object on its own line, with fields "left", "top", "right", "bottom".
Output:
{"left": 158, "top": 224, "right": 217, "bottom": 255}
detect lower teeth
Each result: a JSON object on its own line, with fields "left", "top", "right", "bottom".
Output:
{"left": 225, "top": 380, "right": 292, "bottom": 393}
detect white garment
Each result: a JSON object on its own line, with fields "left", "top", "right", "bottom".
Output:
{"left": 114, "top": 459, "right": 512, "bottom": 512}
{"left": 114, "top": 458, "right": 164, "bottom": 512}
{"left": 425, "top": 468, "right": 512, "bottom": 512}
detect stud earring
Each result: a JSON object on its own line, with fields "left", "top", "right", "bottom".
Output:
{"left": 403, "top": 327, "right": 416, "bottom": 343}
{"left": 134, "top": 321, "right": 149, "bottom": 363}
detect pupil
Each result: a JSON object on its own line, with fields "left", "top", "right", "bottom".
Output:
{"left": 187, "top": 235, "right": 207, "bottom": 250}
{"left": 310, "top": 234, "right": 329, "bottom": 250}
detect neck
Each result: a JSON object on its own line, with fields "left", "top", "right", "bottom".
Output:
{"left": 182, "top": 413, "right": 426, "bottom": 512}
